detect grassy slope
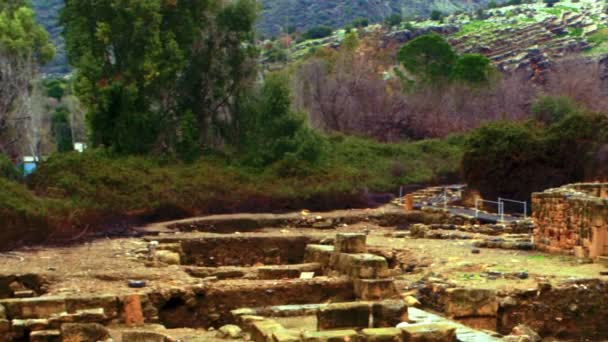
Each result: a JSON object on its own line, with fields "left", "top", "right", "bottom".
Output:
{"left": 0, "top": 135, "right": 464, "bottom": 249}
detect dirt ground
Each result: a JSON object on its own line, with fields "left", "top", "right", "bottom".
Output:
{"left": 1, "top": 221, "right": 605, "bottom": 297}
{"left": 1, "top": 211, "right": 607, "bottom": 340}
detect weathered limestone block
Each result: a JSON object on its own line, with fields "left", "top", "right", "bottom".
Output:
{"left": 1, "top": 297, "right": 66, "bottom": 319}
{"left": 251, "top": 319, "right": 284, "bottom": 342}
{"left": 401, "top": 323, "right": 457, "bottom": 342}
{"left": 361, "top": 327, "right": 402, "bottom": 341}
{"left": 334, "top": 233, "right": 367, "bottom": 254}
{"left": 218, "top": 324, "right": 243, "bottom": 339}
{"left": 317, "top": 302, "right": 370, "bottom": 330}
{"left": 355, "top": 279, "right": 397, "bottom": 301}
{"left": 444, "top": 288, "right": 498, "bottom": 318}
{"left": 60, "top": 323, "right": 110, "bottom": 342}
{"left": 22, "top": 318, "right": 49, "bottom": 331}
{"left": 156, "top": 250, "right": 181, "bottom": 265}
{"left": 29, "top": 330, "right": 61, "bottom": 342}
{"left": 122, "top": 331, "right": 170, "bottom": 342}
{"left": 48, "top": 308, "right": 107, "bottom": 329}
{"left": 303, "top": 245, "right": 334, "bottom": 268}
{"left": 335, "top": 254, "right": 389, "bottom": 279}
{"left": 372, "top": 300, "right": 408, "bottom": 328}
{"left": 272, "top": 328, "right": 302, "bottom": 342}
{"left": 258, "top": 263, "right": 321, "bottom": 280}
{"left": 409, "top": 224, "right": 430, "bottom": 238}
{"left": 65, "top": 295, "right": 119, "bottom": 319}
{"left": 302, "top": 330, "right": 359, "bottom": 342}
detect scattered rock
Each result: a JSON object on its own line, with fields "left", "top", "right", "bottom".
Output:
{"left": 217, "top": 324, "right": 243, "bottom": 339}
{"left": 471, "top": 249, "right": 481, "bottom": 254}
{"left": 156, "top": 250, "right": 181, "bottom": 265}
{"left": 511, "top": 324, "right": 541, "bottom": 342}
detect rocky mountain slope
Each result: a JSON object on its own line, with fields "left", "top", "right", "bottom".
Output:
{"left": 259, "top": 0, "right": 501, "bottom": 37}
{"left": 30, "top": 0, "right": 501, "bottom": 75}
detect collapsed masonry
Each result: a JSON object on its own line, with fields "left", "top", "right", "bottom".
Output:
{"left": 533, "top": 182, "right": 608, "bottom": 259}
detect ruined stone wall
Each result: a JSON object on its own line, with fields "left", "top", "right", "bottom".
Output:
{"left": 498, "top": 279, "right": 608, "bottom": 340}
{"left": 532, "top": 183, "right": 608, "bottom": 257}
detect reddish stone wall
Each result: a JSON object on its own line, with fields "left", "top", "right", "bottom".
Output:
{"left": 533, "top": 183, "right": 608, "bottom": 257}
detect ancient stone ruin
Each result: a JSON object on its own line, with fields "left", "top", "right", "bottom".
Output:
{"left": 2, "top": 188, "right": 608, "bottom": 341}
{"left": 533, "top": 182, "right": 608, "bottom": 259}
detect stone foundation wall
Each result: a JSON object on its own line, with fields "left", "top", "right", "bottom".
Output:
{"left": 532, "top": 183, "right": 608, "bottom": 257}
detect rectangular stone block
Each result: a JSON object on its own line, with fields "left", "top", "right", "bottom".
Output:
{"left": 372, "top": 300, "right": 408, "bottom": 327}
{"left": 302, "top": 330, "right": 359, "bottom": 342}
{"left": 272, "top": 328, "right": 302, "bottom": 342}
{"left": 1, "top": 297, "right": 66, "bottom": 319}
{"left": 66, "top": 295, "right": 119, "bottom": 319}
{"left": 355, "top": 278, "right": 396, "bottom": 301}
{"left": 401, "top": 323, "right": 457, "bottom": 342}
{"left": 29, "top": 330, "right": 61, "bottom": 342}
{"left": 304, "top": 245, "right": 334, "bottom": 268}
{"left": 334, "top": 233, "right": 367, "bottom": 253}
{"left": 362, "top": 328, "right": 402, "bottom": 341}
{"left": 444, "top": 288, "right": 498, "bottom": 318}
{"left": 335, "top": 254, "right": 389, "bottom": 279}
{"left": 317, "top": 302, "right": 370, "bottom": 330}
{"left": 251, "top": 319, "right": 284, "bottom": 342}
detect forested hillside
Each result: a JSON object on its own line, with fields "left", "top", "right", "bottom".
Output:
{"left": 259, "top": 0, "right": 500, "bottom": 37}
{"left": 30, "top": 0, "right": 502, "bottom": 74}
{"left": 30, "top": 0, "right": 67, "bottom": 75}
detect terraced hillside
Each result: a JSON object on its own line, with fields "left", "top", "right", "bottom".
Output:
{"left": 448, "top": 0, "right": 608, "bottom": 73}
{"left": 281, "top": 0, "right": 607, "bottom": 80}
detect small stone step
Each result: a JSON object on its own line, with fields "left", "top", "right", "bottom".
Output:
{"left": 29, "top": 329, "right": 61, "bottom": 342}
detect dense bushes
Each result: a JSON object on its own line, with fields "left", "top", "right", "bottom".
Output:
{"left": 463, "top": 105, "right": 608, "bottom": 201}
{"left": 0, "top": 135, "right": 464, "bottom": 249}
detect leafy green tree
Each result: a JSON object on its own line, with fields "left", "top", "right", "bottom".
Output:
{"left": 544, "top": 0, "right": 560, "bottom": 7}
{"left": 305, "top": 26, "right": 333, "bottom": 40}
{"left": 397, "top": 34, "right": 457, "bottom": 85}
{"left": 384, "top": 14, "right": 402, "bottom": 27}
{"left": 430, "top": 10, "right": 443, "bottom": 21}
{"left": 241, "top": 73, "right": 325, "bottom": 167}
{"left": 451, "top": 54, "right": 493, "bottom": 84}
{"left": 44, "top": 78, "right": 66, "bottom": 101}
{"left": 61, "top": 0, "right": 259, "bottom": 155}
{"left": 51, "top": 107, "right": 73, "bottom": 153}
{"left": 531, "top": 96, "right": 578, "bottom": 125}
{"left": 0, "top": 3, "right": 55, "bottom": 154}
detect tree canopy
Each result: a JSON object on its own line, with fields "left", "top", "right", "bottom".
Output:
{"left": 398, "top": 34, "right": 457, "bottom": 85}
{"left": 61, "top": 0, "right": 259, "bottom": 155}
{"left": 0, "top": 2, "right": 55, "bottom": 155}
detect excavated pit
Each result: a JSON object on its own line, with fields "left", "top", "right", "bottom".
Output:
{"left": 3, "top": 201, "right": 608, "bottom": 341}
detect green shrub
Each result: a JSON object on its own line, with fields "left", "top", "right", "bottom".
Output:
{"left": 463, "top": 109, "right": 608, "bottom": 201}
{"left": 0, "top": 154, "right": 20, "bottom": 181}
{"left": 51, "top": 107, "right": 74, "bottom": 153}
{"left": 451, "top": 54, "right": 493, "bottom": 84}
{"left": 531, "top": 95, "right": 578, "bottom": 125}
{"left": 384, "top": 14, "right": 402, "bottom": 27}
{"left": 305, "top": 26, "right": 333, "bottom": 40}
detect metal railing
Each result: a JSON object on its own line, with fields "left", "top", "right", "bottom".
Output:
{"left": 475, "top": 199, "right": 504, "bottom": 222}
{"left": 498, "top": 197, "right": 528, "bottom": 219}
